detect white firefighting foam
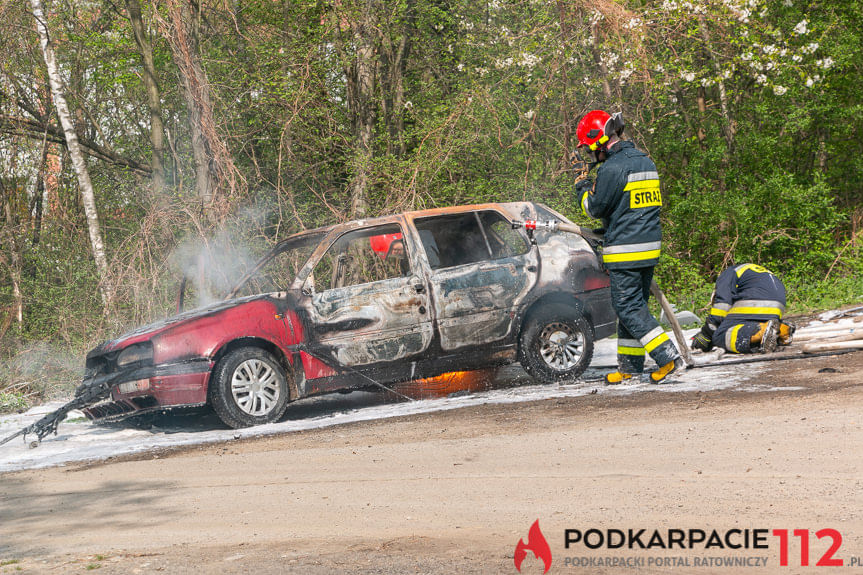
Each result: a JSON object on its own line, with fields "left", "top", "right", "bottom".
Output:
{"left": 0, "top": 324, "right": 836, "bottom": 474}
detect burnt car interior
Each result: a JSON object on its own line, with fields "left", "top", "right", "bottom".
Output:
{"left": 311, "top": 224, "right": 410, "bottom": 292}
{"left": 414, "top": 210, "right": 529, "bottom": 269}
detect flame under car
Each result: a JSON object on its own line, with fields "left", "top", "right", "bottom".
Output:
{"left": 81, "top": 202, "right": 616, "bottom": 428}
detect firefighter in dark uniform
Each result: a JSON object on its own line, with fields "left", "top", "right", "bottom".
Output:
{"left": 691, "top": 263, "right": 795, "bottom": 354}
{"left": 575, "top": 109, "right": 682, "bottom": 384}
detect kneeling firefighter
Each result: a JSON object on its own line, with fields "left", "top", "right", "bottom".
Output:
{"left": 691, "top": 263, "right": 795, "bottom": 354}
{"left": 575, "top": 109, "right": 682, "bottom": 384}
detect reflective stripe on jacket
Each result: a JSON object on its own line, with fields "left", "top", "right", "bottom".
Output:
{"left": 581, "top": 141, "right": 662, "bottom": 269}
{"left": 706, "top": 264, "right": 786, "bottom": 327}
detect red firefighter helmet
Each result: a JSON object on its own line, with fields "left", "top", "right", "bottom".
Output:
{"left": 576, "top": 109, "right": 612, "bottom": 151}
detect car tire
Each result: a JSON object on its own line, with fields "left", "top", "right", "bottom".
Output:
{"left": 519, "top": 303, "right": 594, "bottom": 383}
{"left": 209, "top": 347, "right": 291, "bottom": 429}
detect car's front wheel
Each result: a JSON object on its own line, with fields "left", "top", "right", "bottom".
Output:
{"left": 519, "top": 303, "right": 594, "bottom": 383}
{"left": 209, "top": 347, "right": 291, "bottom": 428}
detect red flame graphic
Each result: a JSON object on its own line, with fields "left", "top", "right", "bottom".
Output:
{"left": 514, "top": 519, "right": 552, "bottom": 573}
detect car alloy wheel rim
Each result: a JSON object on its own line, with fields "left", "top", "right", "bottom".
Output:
{"left": 231, "top": 358, "right": 280, "bottom": 416}
{"left": 538, "top": 322, "right": 584, "bottom": 371}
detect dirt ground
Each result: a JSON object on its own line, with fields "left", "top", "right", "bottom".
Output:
{"left": 1, "top": 350, "right": 862, "bottom": 574}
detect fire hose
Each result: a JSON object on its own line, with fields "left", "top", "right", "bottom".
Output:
{"left": 512, "top": 219, "right": 694, "bottom": 367}
{"left": 0, "top": 370, "right": 117, "bottom": 448}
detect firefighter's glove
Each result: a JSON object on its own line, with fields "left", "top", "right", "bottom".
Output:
{"left": 575, "top": 177, "right": 594, "bottom": 195}
{"left": 690, "top": 324, "right": 714, "bottom": 352}
{"left": 690, "top": 332, "right": 712, "bottom": 352}
{"left": 570, "top": 156, "right": 587, "bottom": 171}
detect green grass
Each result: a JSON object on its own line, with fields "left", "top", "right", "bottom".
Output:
{"left": 786, "top": 274, "right": 863, "bottom": 316}
{"left": 0, "top": 392, "right": 28, "bottom": 413}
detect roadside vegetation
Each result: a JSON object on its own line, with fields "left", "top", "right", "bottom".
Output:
{"left": 1, "top": 0, "right": 861, "bottom": 411}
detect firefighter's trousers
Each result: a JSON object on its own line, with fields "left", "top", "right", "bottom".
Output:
{"left": 609, "top": 268, "right": 680, "bottom": 373}
{"left": 712, "top": 320, "right": 763, "bottom": 354}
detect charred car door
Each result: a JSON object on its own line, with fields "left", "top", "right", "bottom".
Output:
{"left": 302, "top": 222, "right": 433, "bottom": 370}
{"left": 412, "top": 210, "right": 538, "bottom": 351}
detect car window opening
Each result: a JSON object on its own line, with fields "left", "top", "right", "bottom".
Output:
{"left": 414, "top": 211, "right": 529, "bottom": 270}
{"left": 314, "top": 224, "right": 410, "bottom": 291}
{"left": 230, "top": 231, "right": 325, "bottom": 298}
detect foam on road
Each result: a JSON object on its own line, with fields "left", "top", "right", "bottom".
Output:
{"left": 0, "top": 324, "right": 834, "bottom": 473}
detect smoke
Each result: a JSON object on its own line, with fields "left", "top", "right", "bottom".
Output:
{"left": 0, "top": 342, "right": 83, "bottom": 406}
{"left": 170, "top": 231, "right": 255, "bottom": 307}
{"left": 169, "top": 204, "right": 275, "bottom": 309}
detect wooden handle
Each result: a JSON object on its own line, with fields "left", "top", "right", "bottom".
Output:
{"left": 651, "top": 279, "right": 694, "bottom": 367}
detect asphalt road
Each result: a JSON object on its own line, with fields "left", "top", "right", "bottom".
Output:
{"left": 1, "top": 350, "right": 861, "bottom": 574}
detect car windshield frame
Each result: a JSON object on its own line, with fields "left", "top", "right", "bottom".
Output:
{"left": 227, "top": 230, "right": 327, "bottom": 299}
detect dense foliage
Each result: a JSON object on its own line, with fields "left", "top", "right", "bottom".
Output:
{"left": 1, "top": 0, "right": 861, "bottom": 401}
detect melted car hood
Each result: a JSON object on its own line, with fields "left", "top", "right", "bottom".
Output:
{"left": 87, "top": 294, "right": 276, "bottom": 358}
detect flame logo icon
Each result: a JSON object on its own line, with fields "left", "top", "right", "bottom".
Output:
{"left": 514, "top": 519, "right": 552, "bottom": 573}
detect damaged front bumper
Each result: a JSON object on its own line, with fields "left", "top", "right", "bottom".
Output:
{"left": 80, "top": 359, "right": 212, "bottom": 422}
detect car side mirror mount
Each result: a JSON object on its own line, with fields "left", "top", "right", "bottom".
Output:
{"left": 176, "top": 275, "right": 187, "bottom": 314}
{"left": 301, "top": 275, "right": 314, "bottom": 296}
{"left": 410, "top": 276, "right": 425, "bottom": 294}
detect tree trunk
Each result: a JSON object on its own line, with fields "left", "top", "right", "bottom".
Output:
{"left": 590, "top": 21, "right": 613, "bottom": 101}
{"left": 380, "top": 0, "right": 413, "bottom": 158}
{"left": 29, "top": 128, "right": 50, "bottom": 247}
{"left": 347, "top": 2, "right": 377, "bottom": 218}
{"left": 126, "top": 0, "right": 166, "bottom": 197}
{"left": 166, "top": 0, "right": 213, "bottom": 207}
{"left": 29, "top": 0, "right": 111, "bottom": 306}
{"left": 696, "top": 86, "right": 707, "bottom": 145}
{"left": 697, "top": 14, "right": 735, "bottom": 150}
{"left": 0, "top": 179, "right": 24, "bottom": 326}
{"left": 556, "top": 0, "right": 573, "bottom": 161}
{"left": 159, "top": 0, "right": 241, "bottom": 218}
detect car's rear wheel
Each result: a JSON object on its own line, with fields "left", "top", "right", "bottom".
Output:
{"left": 209, "top": 347, "right": 291, "bottom": 428}
{"left": 519, "top": 303, "right": 594, "bottom": 383}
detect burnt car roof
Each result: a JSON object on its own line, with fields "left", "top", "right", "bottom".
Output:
{"left": 271, "top": 202, "right": 566, "bottom": 250}
{"left": 228, "top": 201, "right": 566, "bottom": 300}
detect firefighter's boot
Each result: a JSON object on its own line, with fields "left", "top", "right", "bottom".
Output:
{"left": 605, "top": 371, "right": 636, "bottom": 385}
{"left": 650, "top": 357, "right": 683, "bottom": 384}
{"left": 759, "top": 319, "right": 780, "bottom": 353}
{"left": 778, "top": 322, "right": 795, "bottom": 346}
{"left": 750, "top": 321, "right": 769, "bottom": 347}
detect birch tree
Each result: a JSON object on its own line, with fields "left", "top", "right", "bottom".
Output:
{"left": 29, "top": 0, "right": 111, "bottom": 306}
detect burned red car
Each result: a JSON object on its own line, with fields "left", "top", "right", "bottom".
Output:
{"left": 81, "top": 202, "right": 615, "bottom": 428}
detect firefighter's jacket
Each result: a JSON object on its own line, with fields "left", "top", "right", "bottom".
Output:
{"left": 706, "top": 264, "right": 786, "bottom": 328}
{"left": 581, "top": 140, "right": 662, "bottom": 270}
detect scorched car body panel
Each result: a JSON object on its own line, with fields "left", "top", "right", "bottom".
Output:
{"left": 80, "top": 202, "right": 616, "bottom": 428}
